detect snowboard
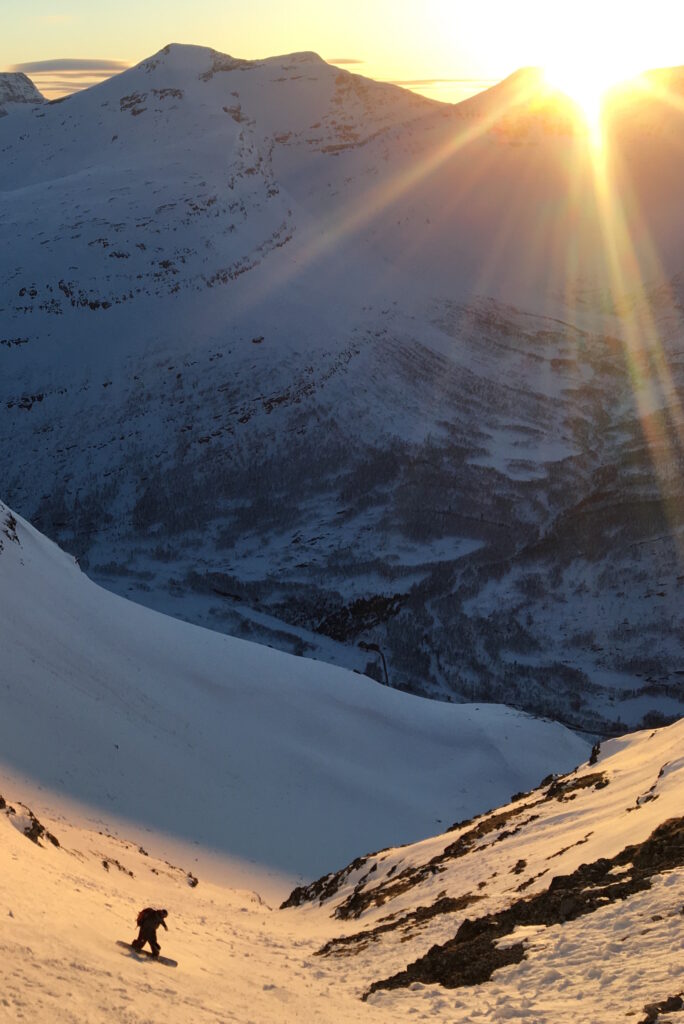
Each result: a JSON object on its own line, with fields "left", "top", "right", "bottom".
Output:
{"left": 116, "top": 940, "right": 177, "bottom": 967}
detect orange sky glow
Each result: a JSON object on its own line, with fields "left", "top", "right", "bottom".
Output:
{"left": 3, "top": 0, "right": 684, "bottom": 105}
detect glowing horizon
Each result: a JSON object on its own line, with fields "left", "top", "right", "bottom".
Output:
{"left": 6, "top": 56, "right": 504, "bottom": 104}
{"left": 539, "top": 10, "right": 656, "bottom": 144}
{"left": 3, "top": 0, "right": 684, "bottom": 104}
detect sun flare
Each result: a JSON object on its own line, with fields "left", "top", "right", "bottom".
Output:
{"left": 536, "top": 5, "right": 654, "bottom": 143}
{"left": 542, "top": 58, "right": 642, "bottom": 141}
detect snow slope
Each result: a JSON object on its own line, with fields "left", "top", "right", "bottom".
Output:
{"left": 286, "top": 718, "right": 684, "bottom": 1022}
{"left": 0, "top": 643, "right": 680, "bottom": 1021}
{"left": 1, "top": 46, "right": 682, "bottom": 730}
{"left": 0, "top": 499, "right": 589, "bottom": 892}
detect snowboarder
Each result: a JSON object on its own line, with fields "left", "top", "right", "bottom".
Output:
{"left": 131, "top": 907, "right": 168, "bottom": 957}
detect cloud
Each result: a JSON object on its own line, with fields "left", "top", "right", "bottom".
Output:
{"left": 9, "top": 59, "right": 129, "bottom": 99}
{"left": 327, "top": 58, "right": 365, "bottom": 66}
{"left": 11, "top": 59, "right": 128, "bottom": 75}
{"left": 389, "top": 78, "right": 496, "bottom": 87}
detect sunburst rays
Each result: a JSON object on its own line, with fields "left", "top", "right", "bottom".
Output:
{"left": 235, "top": 67, "right": 682, "bottom": 557}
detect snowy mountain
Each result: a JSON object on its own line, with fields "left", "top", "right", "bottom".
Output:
{"left": 0, "top": 499, "right": 679, "bottom": 1023}
{"left": 452, "top": 65, "right": 582, "bottom": 131}
{"left": 0, "top": 72, "right": 44, "bottom": 116}
{"left": 0, "top": 44, "right": 682, "bottom": 731}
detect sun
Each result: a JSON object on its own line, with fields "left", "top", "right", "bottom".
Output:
{"left": 531, "top": 4, "right": 655, "bottom": 143}
{"left": 543, "top": 65, "right": 612, "bottom": 130}
{"left": 542, "top": 56, "right": 643, "bottom": 141}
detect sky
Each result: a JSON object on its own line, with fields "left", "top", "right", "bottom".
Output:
{"left": 2, "top": 0, "right": 684, "bottom": 102}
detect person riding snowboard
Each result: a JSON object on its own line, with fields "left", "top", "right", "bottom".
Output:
{"left": 132, "top": 907, "right": 168, "bottom": 957}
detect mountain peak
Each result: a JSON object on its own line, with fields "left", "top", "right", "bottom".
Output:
{"left": 0, "top": 72, "right": 45, "bottom": 116}
{"left": 264, "top": 50, "right": 326, "bottom": 65}
{"left": 135, "top": 42, "right": 252, "bottom": 75}
{"left": 134, "top": 42, "right": 326, "bottom": 82}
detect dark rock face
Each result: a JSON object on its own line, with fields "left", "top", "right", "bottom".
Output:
{"left": 316, "top": 894, "right": 484, "bottom": 958}
{"left": 0, "top": 73, "right": 44, "bottom": 115}
{"left": 368, "top": 933, "right": 528, "bottom": 994}
{"left": 640, "top": 993, "right": 684, "bottom": 1024}
{"left": 1, "top": 796, "right": 60, "bottom": 848}
{"left": 281, "top": 853, "right": 375, "bottom": 910}
{"left": 0, "top": 511, "right": 19, "bottom": 551}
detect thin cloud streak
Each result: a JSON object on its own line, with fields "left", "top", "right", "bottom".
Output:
{"left": 36, "top": 78, "right": 113, "bottom": 91}
{"left": 389, "top": 77, "right": 497, "bottom": 87}
{"left": 11, "top": 59, "right": 129, "bottom": 74}
{"left": 29, "top": 70, "right": 124, "bottom": 79}
{"left": 9, "top": 59, "right": 130, "bottom": 100}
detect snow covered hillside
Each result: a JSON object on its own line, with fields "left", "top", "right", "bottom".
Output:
{"left": 285, "top": 719, "right": 684, "bottom": 1022}
{"left": 0, "top": 499, "right": 589, "bottom": 888}
{"left": 1, "top": 45, "right": 682, "bottom": 730}
{"left": 0, "top": 592, "right": 680, "bottom": 1023}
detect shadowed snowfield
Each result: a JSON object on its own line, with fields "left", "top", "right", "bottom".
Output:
{"left": 0, "top": 499, "right": 586, "bottom": 887}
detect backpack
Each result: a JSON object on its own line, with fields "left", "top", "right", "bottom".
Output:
{"left": 136, "top": 907, "right": 155, "bottom": 926}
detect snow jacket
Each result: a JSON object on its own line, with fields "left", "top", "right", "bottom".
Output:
{"left": 138, "top": 909, "right": 168, "bottom": 939}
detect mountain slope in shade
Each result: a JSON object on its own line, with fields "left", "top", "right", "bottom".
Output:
{"left": 0, "top": 498, "right": 589, "bottom": 887}
{"left": 0, "top": 44, "right": 682, "bottom": 732}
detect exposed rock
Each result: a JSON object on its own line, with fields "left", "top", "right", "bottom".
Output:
{"left": 365, "top": 817, "right": 684, "bottom": 997}
{"left": 102, "top": 857, "right": 133, "bottom": 876}
{"left": 281, "top": 853, "right": 375, "bottom": 909}
{"left": 317, "top": 893, "right": 483, "bottom": 957}
{"left": 544, "top": 771, "right": 608, "bottom": 800}
{"left": 4, "top": 802, "right": 60, "bottom": 848}
{"left": 640, "top": 993, "right": 683, "bottom": 1024}
{"left": 0, "top": 72, "right": 45, "bottom": 116}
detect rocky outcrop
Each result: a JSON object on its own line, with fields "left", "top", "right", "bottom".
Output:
{"left": 364, "top": 817, "right": 684, "bottom": 997}
{"left": 0, "top": 73, "right": 44, "bottom": 116}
